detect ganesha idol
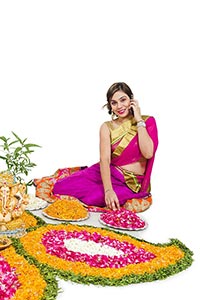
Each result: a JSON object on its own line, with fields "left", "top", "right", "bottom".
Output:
{"left": 0, "top": 177, "right": 29, "bottom": 236}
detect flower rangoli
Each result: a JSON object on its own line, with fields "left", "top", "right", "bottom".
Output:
{"left": 18, "top": 223, "right": 193, "bottom": 286}
{"left": 0, "top": 212, "right": 193, "bottom": 299}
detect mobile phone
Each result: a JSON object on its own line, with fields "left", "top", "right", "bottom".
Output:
{"left": 130, "top": 95, "right": 134, "bottom": 116}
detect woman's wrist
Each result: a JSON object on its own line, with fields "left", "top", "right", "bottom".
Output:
{"left": 136, "top": 118, "right": 143, "bottom": 122}
{"left": 137, "top": 120, "right": 146, "bottom": 128}
{"left": 105, "top": 188, "right": 112, "bottom": 193}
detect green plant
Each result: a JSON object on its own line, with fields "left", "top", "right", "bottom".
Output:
{"left": 0, "top": 131, "right": 41, "bottom": 186}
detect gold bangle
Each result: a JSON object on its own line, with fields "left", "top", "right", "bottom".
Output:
{"left": 105, "top": 189, "right": 110, "bottom": 193}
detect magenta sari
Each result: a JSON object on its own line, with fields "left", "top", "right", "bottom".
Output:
{"left": 53, "top": 116, "right": 158, "bottom": 207}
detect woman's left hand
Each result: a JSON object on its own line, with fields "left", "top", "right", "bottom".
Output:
{"left": 130, "top": 99, "right": 142, "bottom": 122}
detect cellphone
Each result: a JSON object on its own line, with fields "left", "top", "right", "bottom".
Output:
{"left": 130, "top": 95, "right": 134, "bottom": 116}
{"left": 130, "top": 107, "right": 134, "bottom": 116}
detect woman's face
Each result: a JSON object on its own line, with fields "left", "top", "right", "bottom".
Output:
{"left": 110, "top": 91, "right": 131, "bottom": 118}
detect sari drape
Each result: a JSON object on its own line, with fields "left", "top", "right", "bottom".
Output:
{"left": 52, "top": 116, "right": 158, "bottom": 207}
{"left": 110, "top": 116, "right": 158, "bottom": 193}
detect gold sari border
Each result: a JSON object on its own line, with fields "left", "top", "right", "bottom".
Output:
{"left": 112, "top": 116, "right": 149, "bottom": 158}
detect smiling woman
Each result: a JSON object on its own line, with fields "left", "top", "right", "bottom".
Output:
{"left": 49, "top": 82, "right": 158, "bottom": 211}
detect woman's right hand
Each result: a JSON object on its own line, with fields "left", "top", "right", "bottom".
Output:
{"left": 105, "top": 189, "right": 120, "bottom": 210}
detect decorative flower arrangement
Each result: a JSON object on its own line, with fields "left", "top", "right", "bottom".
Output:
{"left": 0, "top": 213, "right": 48, "bottom": 300}
{"left": 42, "top": 199, "right": 89, "bottom": 221}
{"left": 99, "top": 209, "right": 146, "bottom": 230}
{"left": 0, "top": 213, "right": 56, "bottom": 300}
{"left": 42, "top": 229, "right": 155, "bottom": 268}
{"left": 0, "top": 246, "right": 49, "bottom": 300}
{"left": 0, "top": 211, "right": 194, "bottom": 300}
{"left": 17, "top": 223, "right": 193, "bottom": 287}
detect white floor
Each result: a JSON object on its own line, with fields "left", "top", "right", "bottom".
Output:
{"left": 32, "top": 194, "right": 199, "bottom": 300}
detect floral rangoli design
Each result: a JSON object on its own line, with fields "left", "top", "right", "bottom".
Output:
{"left": 0, "top": 212, "right": 194, "bottom": 299}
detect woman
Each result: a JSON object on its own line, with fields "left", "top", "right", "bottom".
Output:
{"left": 52, "top": 82, "right": 158, "bottom": 210}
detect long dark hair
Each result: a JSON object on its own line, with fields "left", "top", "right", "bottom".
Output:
{"left": 105, "top": 82, "right": 134, "bottom": 114}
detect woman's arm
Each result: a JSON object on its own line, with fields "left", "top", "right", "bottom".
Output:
{"left": 131, "top": 100, "right": 154, "bottom": 159}
{"left": 137, "top": 125, "right": 154, "bottom": 159}
{"left": 99, "top": 123, "right": 120, "bottom": 210}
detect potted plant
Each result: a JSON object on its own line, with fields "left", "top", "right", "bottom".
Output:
{"left": 0, "top": 131, "right": 41, "bottom": 188}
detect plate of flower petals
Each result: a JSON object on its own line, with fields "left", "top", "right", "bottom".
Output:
{"left": 99, "top": 209, "right": 147, "bottom": 230}
{"left": 42, "top": 211, "right": 90, "bottom": 222}
{"left": 25, "top": 194, "right": 48, "bottom": 211}
{"left": 42, "top": 199, "right": 89, "bottom": 222}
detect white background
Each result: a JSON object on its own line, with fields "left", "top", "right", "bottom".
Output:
{"left": 0, "top": 1, "right": 199, "bottom": 299}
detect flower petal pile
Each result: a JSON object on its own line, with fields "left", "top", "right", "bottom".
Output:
{"left": 43, "top": 199, "right": 88, "bottom": 220}
{"left": 100, "top": 209, "right": 146, "bottom": 230}
{"left": 25, "top": 194, "right": 48, "bottom": 211}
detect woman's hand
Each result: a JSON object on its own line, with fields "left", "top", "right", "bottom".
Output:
{"left": 130, "top": 99, "right": 142, "bottom": 122}
{"left": 105, "top": 189, "right": 120, "bottom": 210}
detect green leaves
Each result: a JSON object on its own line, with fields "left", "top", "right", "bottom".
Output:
{"left": 0, "top": 131, "right": 41, "bottom": 186}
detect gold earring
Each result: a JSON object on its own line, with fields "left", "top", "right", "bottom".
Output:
{"left": 111, "top": 111, "right": 117, "bottom": 120}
